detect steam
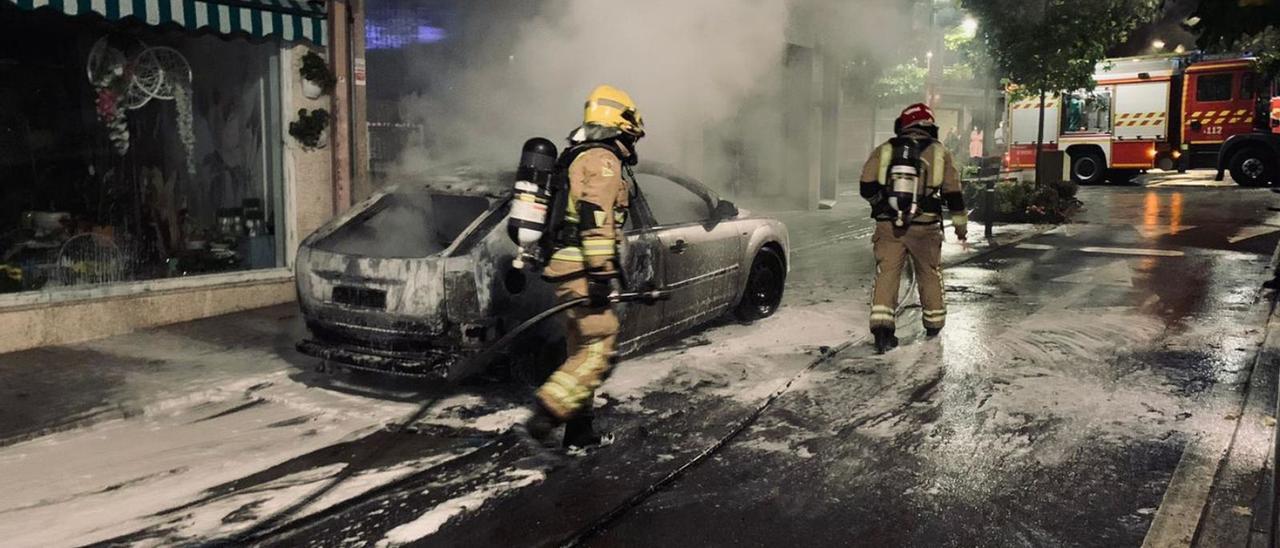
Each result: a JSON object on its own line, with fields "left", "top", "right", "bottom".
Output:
{"left": 391, "top": 0, "right": 924, "bottom": 197}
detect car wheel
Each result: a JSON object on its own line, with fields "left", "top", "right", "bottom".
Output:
{"left": 1229, "top": 147, "right": 1273, "bottom": 187}
{"left": 1071, "top": 151, "right": 1106, "bottom": 185}
{"left": 734, "top": 247, "right": 785, "bottom": 322}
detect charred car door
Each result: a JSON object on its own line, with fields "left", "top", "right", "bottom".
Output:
{"left": 633, "top": 171, "right": 742, "bottom": 339}
{"left": 616, "top": 176, "right": 665, "bottom": 355}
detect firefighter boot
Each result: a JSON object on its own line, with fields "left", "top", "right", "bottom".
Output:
{"left": 520, "top": 403, "right": 562, "bottom": 450}
{"left": 873, "top": 327, "right": 899, "bottom": 354}
{"left": 563, "top": 412, "right": 602, "bottom": 449}
{"left": 926, "top": 327, "right": 943, "bottom": 338}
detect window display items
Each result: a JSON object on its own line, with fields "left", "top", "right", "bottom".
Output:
{"left": 84, "top": 36, "right": 194, "bottom": 169}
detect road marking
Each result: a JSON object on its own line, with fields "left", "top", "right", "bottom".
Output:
{"left": 1080, "top": 247, "right": 1184, "bottom": 257}
{"left": 1051, "top": 259, "right": 1134, "bottom": 287}
{"left": 1016, "top": 243, "right": 1055, "bottom": 251}
{"left": 1227, "top": 226, "right": 1280, "bottom": 244}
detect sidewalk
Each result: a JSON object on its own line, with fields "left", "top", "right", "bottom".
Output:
{"left": 1188, "top": 276, "right": 1280, "bottom": 547}
{"left": 0, "top": 304, "right": 310, "bottom": 445}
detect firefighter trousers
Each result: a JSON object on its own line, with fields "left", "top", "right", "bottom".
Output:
{"left": 870, "top": 221, "right": 946, "bottom": 332}
{"left": 536, "top": 261, "right": 620, "bottom": 421}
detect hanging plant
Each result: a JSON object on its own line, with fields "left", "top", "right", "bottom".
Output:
{"left": 299, "top": 51, "right": 336, "bottom": 99}
{"left": 173, "top": 84, "right": 196, "bottom": 176}
{"left": 289, "top": 108, "right": 330, "bottom": 149}
{"left": 87, "top": 38, "right": 131, "bottom": 155}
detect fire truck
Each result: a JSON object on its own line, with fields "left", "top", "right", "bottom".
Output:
{"left": 1005, "top": 53, "right": 1280, "bottom": 186}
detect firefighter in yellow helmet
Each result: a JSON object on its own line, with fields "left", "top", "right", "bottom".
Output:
{"left": 524, "top": 84, "right": 645, "bottom": 449}
{"left": 859, "top": 103, "right": 967, "bottom": 354}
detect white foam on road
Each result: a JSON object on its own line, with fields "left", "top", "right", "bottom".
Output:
{"left": 0, "top": 372, "right": 418, "bottom": 547}
{"left": 376, "top": 468, "right": 545, "bottom": 547}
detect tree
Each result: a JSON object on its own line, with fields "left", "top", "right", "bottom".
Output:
{"left": 957, "top": 0, "right": 1160, "bottom": 184}
{"left": 873, "top": 62, "right": 928, "bottom": 102}
{"left": 1188, "top": 0, "right": 1280, "bottom": 77}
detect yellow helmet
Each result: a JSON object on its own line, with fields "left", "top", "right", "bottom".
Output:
{"left": 583, "top": 85, "right": 645, "bottom": 139}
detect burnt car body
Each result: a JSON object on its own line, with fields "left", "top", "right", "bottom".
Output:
{"left": 295, "top": 163, "right": 789, "bottom": 380}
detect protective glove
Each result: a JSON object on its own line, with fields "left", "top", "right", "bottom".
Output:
{"left": 587, "top": 277, "right": 617, "bottom": 308}
{"left": 955, "top": 226, "right": 968, "bottom": 242}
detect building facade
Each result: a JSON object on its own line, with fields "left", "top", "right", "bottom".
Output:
{"left": 0, "top": 0, "right": 365, "bottom": 353}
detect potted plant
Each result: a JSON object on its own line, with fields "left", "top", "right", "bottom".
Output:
{"left": 289, "top": 108, "right": 330, "bottom": 149}
{"left": 299, "top": 51, "right": 336, "bottom": 99}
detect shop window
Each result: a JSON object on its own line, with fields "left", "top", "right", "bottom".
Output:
{"left": 0, "top": 6, "right": 285, "bottom": 295}
{"left": 1197, "top": 74, "right": 1234, "bottom": 102}
{"left": 1063, "top": 89, "right": 1112, "bottom": 134}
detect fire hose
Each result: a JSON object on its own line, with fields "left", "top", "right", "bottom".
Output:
{"left": 448, "top": 290, "right": 670, "bottom": 383}
{"left": 225, "top": 290, "right": 668, "bottom": 545}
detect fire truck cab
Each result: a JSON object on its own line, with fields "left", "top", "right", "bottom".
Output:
{"left": 1005, "top": 53, "right": 1277, "bottom": 187}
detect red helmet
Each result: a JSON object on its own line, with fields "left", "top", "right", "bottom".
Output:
{"left": 897, "top": 103, "right": 936, "bottom": 131}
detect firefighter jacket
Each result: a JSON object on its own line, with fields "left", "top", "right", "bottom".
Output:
{"left": 858, "top": 132, "right": 967, "bottom": 232}
{"left": 545, "top": 145, "right": 631, "bottom": 279}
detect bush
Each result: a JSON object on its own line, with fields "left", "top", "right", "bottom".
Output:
{"left": 966, "top": 178, "right": 1080, "bottom": 224}
{"left": 1052, "top": 178, "right": 1079, "bottom": 200}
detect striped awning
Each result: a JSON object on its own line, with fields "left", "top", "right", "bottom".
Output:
{"left": 6, "top": 0, "right": 328, "bottom": 45}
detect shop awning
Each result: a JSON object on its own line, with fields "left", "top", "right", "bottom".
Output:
{"left": 6, "top": 0, "right": 328, "bottom": 45}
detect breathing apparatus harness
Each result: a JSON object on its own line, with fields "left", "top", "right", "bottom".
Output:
{"left": 509, "top": 126, "right": 635, "bottom": 273}
{"left": 877, "top": 133, "right": 947, "bottom": 227}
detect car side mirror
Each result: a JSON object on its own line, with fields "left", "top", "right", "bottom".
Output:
{"left": 713, "top": 200, "right": 739, "bottom": 221}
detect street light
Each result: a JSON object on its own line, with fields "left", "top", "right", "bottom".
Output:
{"left": 961, "top": 16, "right": 978, "bottom": 37}
{"left": 1152, "top": 39, "right": 1166, "bottom": 50}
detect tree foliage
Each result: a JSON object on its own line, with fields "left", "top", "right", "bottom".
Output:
{"left": 873, "top": 62, "right": 928, "bottom": 101}
{"left": 957, "top": 0, "right": 1160, "bottom": 95}
{"left": 1189, "top": 0, "right": 1280, "bottom": 76}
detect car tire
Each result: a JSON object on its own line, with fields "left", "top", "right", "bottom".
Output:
{"left": 734, "top": 247, "right": 785, "bottom": 322}
{"left": 1071, "top": 151, "right": 1106, "bottom": 185}
{"left": 1229, "top": 147, "right": 1274, "bottom": 187}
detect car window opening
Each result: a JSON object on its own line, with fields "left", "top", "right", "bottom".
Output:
{"left": 314, "top": 192, "right": 491, "bottom": 258}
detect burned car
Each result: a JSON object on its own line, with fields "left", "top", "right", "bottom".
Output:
{"left": 295, "top": 164, "right": 789, "bottom": 380}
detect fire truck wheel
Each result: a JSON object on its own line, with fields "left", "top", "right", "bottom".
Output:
{"left": 1229, "top": 147, "right": 1274, "bottom": 187}
{"left": 1070, "top": 152, "right": 1106, "bottom": 185}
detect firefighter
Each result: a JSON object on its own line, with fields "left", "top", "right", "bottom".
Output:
{"left": 859, "top": 103, "right": 967, "bottom": 354}
{"left": 523, "top": 84, "right": 645, "bottom": 449}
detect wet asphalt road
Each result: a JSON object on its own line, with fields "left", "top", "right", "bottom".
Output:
{"left": 254, "top": 184, "right": 1280, "bottom": 547}
{"left": 4, "top": 181, "right": 1278, "bottom": 547}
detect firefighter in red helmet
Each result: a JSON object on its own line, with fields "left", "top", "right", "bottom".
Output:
{"left": 858, "top": 103, "right": 968, "bottom": 353}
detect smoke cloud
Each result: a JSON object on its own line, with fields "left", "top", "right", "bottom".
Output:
{"left": 390, "top": 0, "right": 923, "bottom": 198}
